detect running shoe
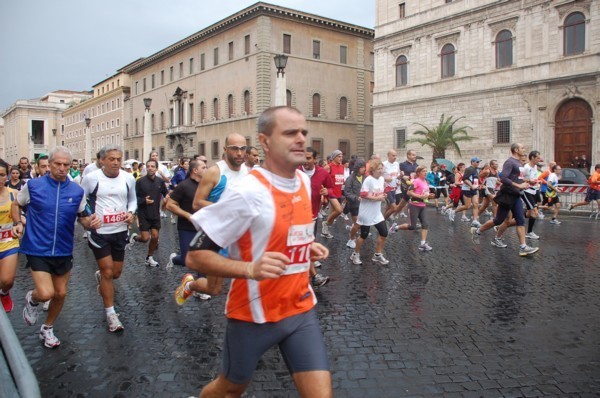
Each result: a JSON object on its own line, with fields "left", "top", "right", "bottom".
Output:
{"left": 23, "top": 291, "right": 40, "bottom": 326}
{"left": 484, "top": 210, "right": 493, "bottom": 216}
{"left": 418, "top": 242, "right": 433, "bottom": 251}
{"left": 493, "top": 225, "right": 499, "bottom": 233}
{"left": 372, "top": 253, "right": 390, "bottom": 264}
{"left": 175, "top": 274, "right": 195, "bottom": 306}
{"left": 461, "top": 216, "right": 471, "bottom": 222}
{"left": 549, "top": 219, "right": 561, "bottom": 225}
{"left": 171, "top": 216, "right": 177, "bottom": 224}
{"left": 346, "top": 239, "right": 356, "bottom": 249}
{"left": 43, "top": 300, "right": 51, "bottom": 311}
{"left": 399, "top": 212, "right": 408, "bottom": 218}
{"left": 321, "top": 223, "right": 333, "bottom": 239}
{"left": 166, "top": 253, "right": 177, "bottom": 269}
{"left": 448, "top": 209, "right": 455, "bottom": 221}
{"left": 126, "top": 233, "right": 138, "bottom": 250}
{"left": 568, "top": 205, "right": 574, "bottom": 211}
{"left": 107, "top": 313, "right": 124, "bottom": 332}
{"left": 193, "top": 292, "right": 211, "bottom": 300}
{"left": 39, "top": 326, "right": 61, "bottom": 348}
{"left": 471, "top": 220, "right": 481, "bottom": 228}
{"left": 470, "top": 226, "right": 480, "bottom": 237}
{"left": 388, "top": 222, "right": 398, "bottom": 234}
{"left": 1, "top": 292, "right": 14, "bottom": 312}
{"left": 491, "top": 237, "right": 508, "bottom": 248}
{"left": 312, "top": 274, "right": 330, "bottom": 287}
{"left": 440, "top": 206, "right": 447, "bottom": 215}
{"left": 526, "top": 232, "right": 540, "bottom": 240}
{"left": 313, "top": 260, "right": 322, "bottom": 268}
{"left": 145, "top": 256, "right": 159, "bottom": 267}
{"left": 350, "top": 252, "right": 362, "bottom": 265}
{"left": 519, "top": 245, "right": 539, "bottom": 257}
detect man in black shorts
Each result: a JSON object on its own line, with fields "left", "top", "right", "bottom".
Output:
{"left": 129, "top": 159, "right": 168, "bottom": 267}
{"left": 12, "top": 146, "right": 100, "bottom": 347}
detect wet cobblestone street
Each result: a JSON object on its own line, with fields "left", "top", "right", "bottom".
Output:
{"left": 6, "top": 210, "right": 600, "bottom": 397}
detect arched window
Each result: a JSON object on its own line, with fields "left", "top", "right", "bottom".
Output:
{"left": 441, "top": 44, "right": 455, "bottom": 78}
{"left": 312, "top": 93, "right": 321, "bottom": 117}
{"left": 339, "top": 97, "right": 348, "bottom": 119}
{"left": 200, "top": 101, "right": 205, "bottom": 121}
{"left": 286, "top": 90, "right": 292, "bottom": 107}
{"left": 213, "top": 98, "right": 219, "bottom": 119}
{"left": 564, "top": 12, "right": 585, "bottom": 56}
{"left": 227, "top": 94, "right": 234, "bottom": 118}
{"left": 495, "top": 30, "right": 513, "bottom": 68}
{"left": 243, "top": 90, "right": 250, "bottom": 114}
{"left": 395, "top": 55, "right": 408, "bottom": 86}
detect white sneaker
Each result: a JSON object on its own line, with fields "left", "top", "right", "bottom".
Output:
{"left": 399, "top": 212, "right": 408, "bottom": 218}
{"left": 372, "top": 253, "right": 389, "bottom": 264}
{"left": 448, "top": 209, "right": 455, "bottom": 221}
{"left": 145, "top": 256, "right": 159, "bottom": 267}
{"left": 166, "top": 253, "right": 177, "bottom": 268}
{"left": 39, "top": 326, "right": 61, "bottom": 348}
{"left": 193, "top": 292, "right": 212, "bottom": 300}
{"left": 388, "top": 222, "right": 398, "bottom": 234}
{"left": 321, "top": 223, "right": 333, "bottom": 239}
{"left": 526, "top": 232, "right": 540, "bottom": 240}
{"left": 418, "top": 242, "right": 433, "bottom": 251}
{"left": 313, "top": 260, "right": 322, "bottom": 268}
{"left": 461, "top": 216, "right": 471, "bottom": 222}
{"left": 23, "top": 291, "right": 40, "bottom": 326}
{"left": 43, "top": 300, "right": 51, "bottom": 311}
{"left": 491, "top": 237, "right": 508, "bottom": 248}
{"left": 350, "top": 252, "right": 362, "bottom": 265}
{"left": 346, "top": 239, "right": 356, "bottom": 249}
{"left": 107, "top": 313, "right": 124, "bottom": 332}
{"left": 471, "top": 220, "right": 481, "bottom": 228}
{"left": 485, "top": 210, "right": 493, "bottom": 216}
{"left": 549, "top": 219, "right": 561, "bottom": 225}
{"left": 126, "top": 233, "right": 138, "bottom": 250}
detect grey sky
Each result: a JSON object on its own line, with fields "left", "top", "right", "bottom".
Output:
{"left": 0, "top": 0, "right": 375, "bottom": 112}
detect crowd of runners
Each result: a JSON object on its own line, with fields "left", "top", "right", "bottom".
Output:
{"left": 1, "top": 106, "right": 599, "bottom": 397}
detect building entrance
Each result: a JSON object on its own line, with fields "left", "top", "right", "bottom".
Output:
{"left": 554, "top": 98, "right": 592, "bottom": 168}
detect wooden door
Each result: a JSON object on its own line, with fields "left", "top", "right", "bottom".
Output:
{"left": 554, "top": 99, "right": 592, "bottom": 167}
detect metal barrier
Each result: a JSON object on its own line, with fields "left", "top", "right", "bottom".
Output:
{"left": 556, "top": 184, "right": 599, "bottom": 219}
{"left": 0, "top": 309, "right": 41, "bottom": 398}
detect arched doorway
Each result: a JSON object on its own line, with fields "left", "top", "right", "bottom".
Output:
{"left": 175, "top": 144, "right": 184, "bottom": 160}
{"left": 554, "top": 98, "right": 593, "bottom": 167}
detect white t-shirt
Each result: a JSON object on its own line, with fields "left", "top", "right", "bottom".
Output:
{"left": 357, "top": 175, "right": 385, "bottom": 226}
{"left": 81, "top": 169, "right": 137, "bottom": 234}
{"left": 82, "top": 162, "right": 101, "bottom": 179}
{"left": 382, "top": 160, "right": 400, "bottom": 190}
{"left": 548, "top": 172, "right": 559, "bottom": 188}
{"left": 523, "top": 163, "right": 539, "bottom": 194}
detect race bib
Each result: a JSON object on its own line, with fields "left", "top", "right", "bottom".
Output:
{"left": 335, "top": 174, "right": 345, "bottom": 185}
{"left": 283, "top": 223, "right": 314, "bottom": 275}
{"left": 103, "top": 210, "right": 127, "bottom": 225}
{"left": 0, "top": 224, "right": 13, "bottom": 242}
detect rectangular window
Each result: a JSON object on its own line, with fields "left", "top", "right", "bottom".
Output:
{"left": 160, "top": 70, "right": 164, "bottom": 85}
{"left": 313, "top": 40, "right": 320, "bottom": 59}
{"left": 339, "top": 140, "right": 350, "bottom": 157}
{"left": 198, "top": 142, "right": 206, "bottom": 156}
{"left": 496, "top": 119, "right": 511, "bottom": 144}
{"left": 283, "top": 34, "right": 291, "bottom": 54}
{"left": 151, "top": 74, "right": 155, "bottom": 89}
{"left": 229, "top": 41, "right": 234, "bottom": 61}
{"left": 159, "top": 146, "right": 165, "bottom": 160}
{"left": 135, "top": 81, "right": 139, "bottom": 95}
{"left": 189, "top": 58, "right": 194, "bottom": 74}
{"left": 244, "top": 35, "right": 250, "bottom": 55}
{"left": 170, "top": 66, "right": 174, "bottom": 81}
{"left": 214, "top": 48, "right": 219, "bottom": 66}
{"left": 340, "top": 45, "right": 347, "bottom": 64}
{"left": 179, "top": 62, "right": 184, "bottom": 78}
{"left": 395, "top": 128, "right": 406, "bottom": 149}
{"left": 399, "top": 3, "right": 406, "bottom": 19}
{"left": 211, "top": 140, "right": 220, "bottom": 159}
{"left": 311, "top": 139, "right": 323, "bottom": 159}
{"left": 200, "top": 53, "right": 205, "bottom": 70}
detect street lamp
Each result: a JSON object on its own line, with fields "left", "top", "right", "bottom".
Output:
{"left": 85, "top": 117, "right": 92, "bottom": 164}
{"left": 273, "top": 54, "right": 288, "bottom": 106}
{"left": 143, "top": 98, "right": 152, "bottom": 162}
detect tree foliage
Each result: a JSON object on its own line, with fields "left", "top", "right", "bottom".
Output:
{"left": 406, "top": 114, "right": 475, "bottom": 162}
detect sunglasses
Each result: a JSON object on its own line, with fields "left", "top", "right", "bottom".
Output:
{"left": 226, "top": 145, "right": 247, "bottom": 152}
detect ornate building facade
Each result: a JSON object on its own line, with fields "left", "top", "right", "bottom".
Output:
{"left": 374, "top": 0, "right": 599, "bottom": 168}
{"left": 121, "top": 2, "right": 374, "bottom": 162}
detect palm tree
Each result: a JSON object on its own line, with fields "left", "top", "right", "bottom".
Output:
{"left": 407, "top": 114, "right": 475, "bottom": 162}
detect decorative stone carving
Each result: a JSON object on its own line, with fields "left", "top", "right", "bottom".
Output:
{"left": 434, "top": 31, "right": 460, "bottom": 47}
{"left": 563, "top": 83, "right": 581, "bottom": 98}
{"left": 488, "top": 16, "right": 519, "bottom": 38}
{"left": 390, "top": 43, "right": 412, "bottom": 58}
{"left": 554, "top": 0, "right": 591, "bottom": 21}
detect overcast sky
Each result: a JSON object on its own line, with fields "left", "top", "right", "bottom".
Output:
{"left": 0, "top": 0, "right": 375, "bottom": 113}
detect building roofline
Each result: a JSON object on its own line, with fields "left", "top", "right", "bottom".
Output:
{"left": 121, "top": 2, "right": 373, "bottom": 74}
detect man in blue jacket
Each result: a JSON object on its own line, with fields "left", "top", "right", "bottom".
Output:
{"left": 11, "top": 146, "right": 100, "bottom": 348}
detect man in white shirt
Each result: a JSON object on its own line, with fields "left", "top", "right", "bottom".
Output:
{"left": 382, "top": 149, "right": 400, "bottom": 220}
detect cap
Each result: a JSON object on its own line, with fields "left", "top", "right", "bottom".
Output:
{"left": 331, "top": 149, "right": 343, "bottom": 158}
{"left": 124, "top": 164, "right": 132, "bottom": 170}
{"left": 471, "top": 157, "right": 482, "bottom": 163}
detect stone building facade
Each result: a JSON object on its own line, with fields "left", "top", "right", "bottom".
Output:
{"left": 374, "top": 0, "right": 599, "bottom": 168}
{"left": 121, "top": 2, "right": 374, "bottom": 163}
{"left": 0, "top": 90, "right": 91, "bottom": 164}
{"left": 62, "top": 73, "right": 130, "bottom": 163}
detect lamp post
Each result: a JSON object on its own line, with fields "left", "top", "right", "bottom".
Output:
{"left": 143, "top": 98, "right": 152, "bottom": 162}
{"left": 85, "top": 117, "right": 92, "bottom": 164}
{"left": 273, "top": 54, "right": 288, "bottom": 106}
